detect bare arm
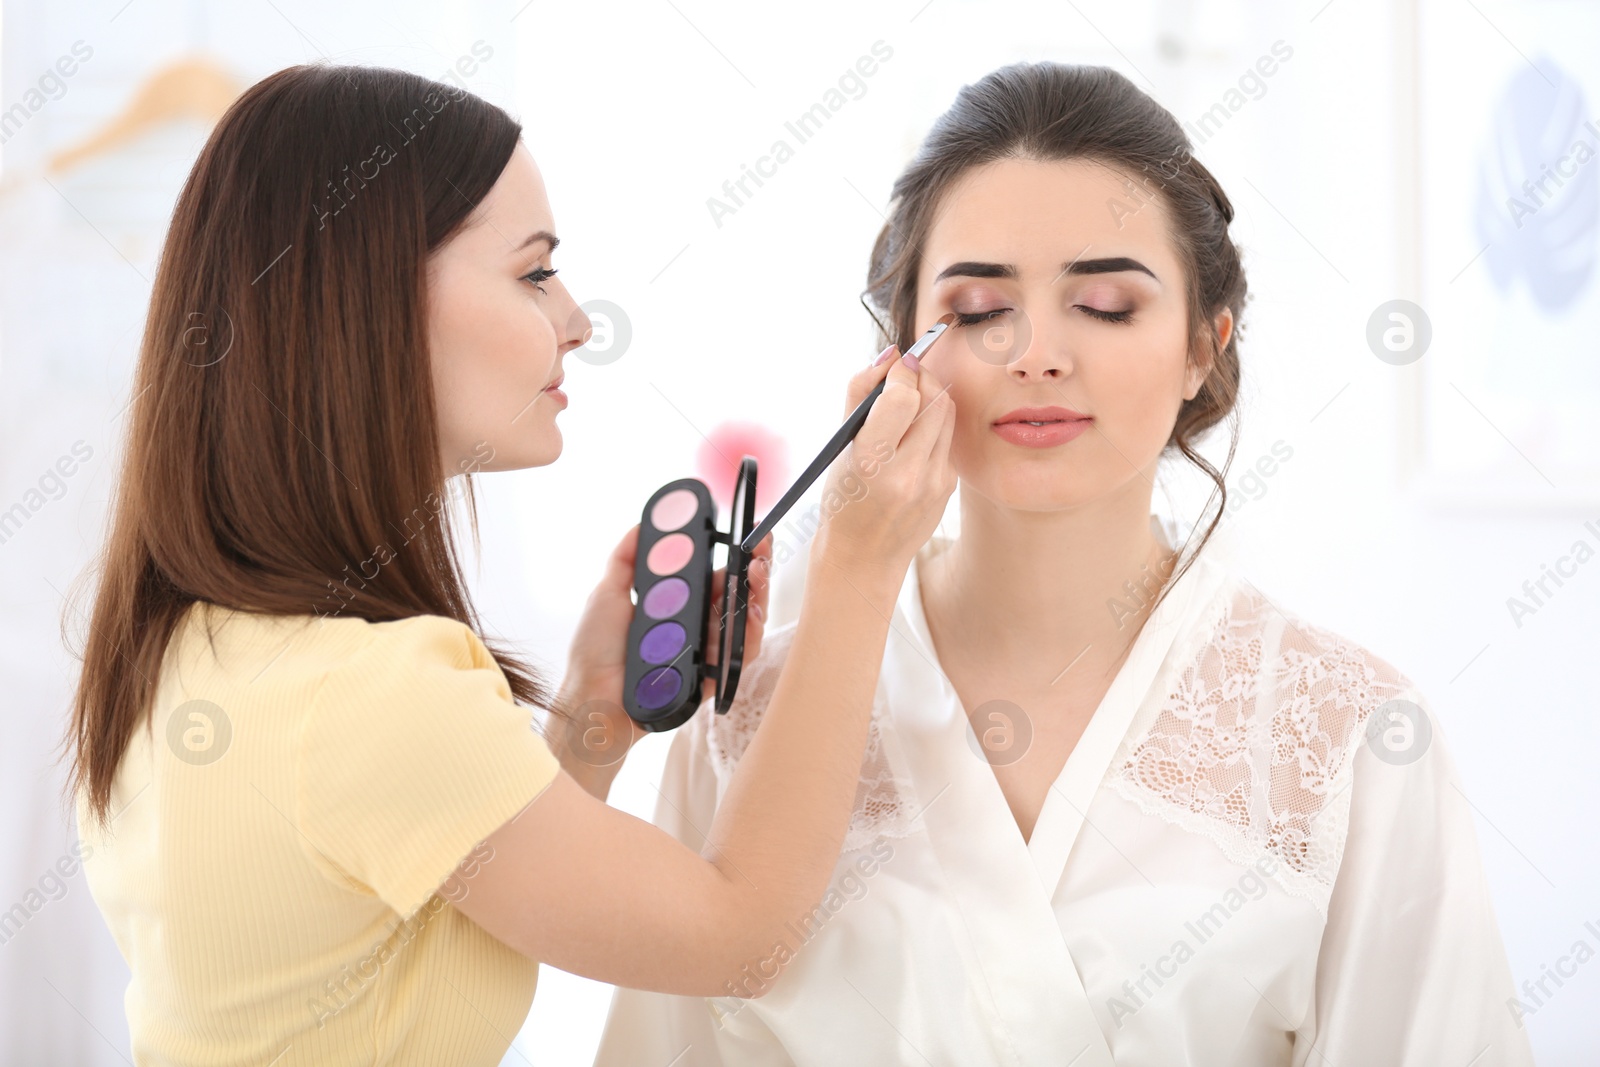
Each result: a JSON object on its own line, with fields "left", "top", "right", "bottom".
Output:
{"left": 450, "top": 347, "right": 956, "bottom": 996}
{"left": 453, "top": 558, "right": 899, "bottom": 994}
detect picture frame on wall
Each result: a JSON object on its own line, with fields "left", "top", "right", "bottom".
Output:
{"left": 1405, "top": 0, "right": 1600, "bottom": 510}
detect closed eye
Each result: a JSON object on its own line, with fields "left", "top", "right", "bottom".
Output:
{"left": 952, "top": 309, "right": 1008, "bottom": 327}
{"left": 954, "top": 306, "right": 1134, "bottom": 326}
{"left": 520, "top": 266, "right": 558, "bottom": 294}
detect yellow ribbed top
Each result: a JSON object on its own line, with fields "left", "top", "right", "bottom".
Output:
{"left": 77, "top": 602, "right": 563, "bottom": 1065}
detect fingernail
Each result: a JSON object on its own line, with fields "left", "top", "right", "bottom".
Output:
{"left": 751, "top": 602, "right": 765, "bottom": 621}
{"left": 900, "top": 353, "right": 921, "bottom": 370}
{"left": 874, "top": 344, "right": 899, "bottom": 367}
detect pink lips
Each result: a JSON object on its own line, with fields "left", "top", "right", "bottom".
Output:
{"left": 991, "top": 405, "right": 1091, "bottom": 448}
{"left": 543, "top": 375, "right": 567, "bottom": 406}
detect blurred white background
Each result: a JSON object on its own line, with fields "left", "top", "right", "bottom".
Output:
{"left": 2, "top": 0, "right": 1595, "bottom": 1063}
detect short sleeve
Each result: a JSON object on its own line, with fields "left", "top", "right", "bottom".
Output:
{"left": 1293, "top": 690, "right": 1536, "bottom": 1065}
{"left": 295, "top": 614, "right": 563, "bottom": 917}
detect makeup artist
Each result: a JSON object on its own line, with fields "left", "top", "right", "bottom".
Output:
{"left": 64, "top": 64, "right": 954, "bottom": 1066}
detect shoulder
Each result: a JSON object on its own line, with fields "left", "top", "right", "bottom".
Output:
{"left": 301, "top": 613, "right": 515, "bottom": 723}
{"left": 285, "top": 612, "right": 558, "bottom": 916}
{"left": 1112, "top": 572, "right": 1426, "bottom": 911}
{"left": 336, "top": 612, "right": 499, "bottom": 671}
{"left": 176, "top": 601, "right": 496, "bottom": 684}
{"left": 292, "top": 609, "right": 546, "bottom": 785}
{"left": 1138, "top": 563, "right": 1421, "bottom": 756}
{"left": 1217, "top": 576, "right": 1417, "bottom": 710}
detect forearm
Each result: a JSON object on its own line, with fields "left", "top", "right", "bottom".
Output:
{"left": 702, "top": 543, "right": 902, "bottom": 960}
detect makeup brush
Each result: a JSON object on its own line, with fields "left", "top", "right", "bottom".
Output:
{"left": 741, "top": 312, "right": 955, "bottom": 554}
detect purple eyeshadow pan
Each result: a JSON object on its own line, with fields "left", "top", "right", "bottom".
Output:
{"left": 634, "top": 667, "right": 683, "bottom": 711}
{"left": 641, "top": 577, "right": 690, "bottom": 619}
{"left": 639, "top": 621, "right": 687, "bottom": 665}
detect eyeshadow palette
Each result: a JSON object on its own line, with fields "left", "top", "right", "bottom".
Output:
{"left": 622, "top": 456, "right": 757, "bottom": 731}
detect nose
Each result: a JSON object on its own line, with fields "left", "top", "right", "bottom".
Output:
{"left": 558, "top": 286, "right": 593, "bottom": 356}
{"left": 1006, "top": 309, "right": 1070, "bottom": 380}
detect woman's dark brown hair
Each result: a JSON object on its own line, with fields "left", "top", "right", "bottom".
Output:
{"left": 864, "top": 62, "right": 1246, "bottom": 613}
{"left": 65, "top": 63, "right": 556, "bottom": 828}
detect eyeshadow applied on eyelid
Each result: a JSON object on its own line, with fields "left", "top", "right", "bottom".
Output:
{"left": 951, "top": 305, "right": 1133, "bottom": 327}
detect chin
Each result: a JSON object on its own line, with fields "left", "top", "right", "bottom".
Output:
{"left": 967, "top": 462, "right": 1104, "bottom": 511}
{"left": 996, "top": 484, "right": 1098, "bottom": 512}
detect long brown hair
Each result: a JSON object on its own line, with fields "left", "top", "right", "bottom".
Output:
{"left": 65, "top": 63, "right": 555, "bottom": 828}
{"left": 864, "top": 62, "right": 1247, "bottom": 613}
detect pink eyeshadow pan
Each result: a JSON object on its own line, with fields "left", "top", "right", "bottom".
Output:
{"left": 650, "top": 488, "right": 700, "bottom": 532}
{"left": 646, "top": 532, "right": 695, "bottom": 576}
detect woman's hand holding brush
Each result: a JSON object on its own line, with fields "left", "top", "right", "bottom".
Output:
{"left": 810, "top": 329, "right": 958, "bottom": 589}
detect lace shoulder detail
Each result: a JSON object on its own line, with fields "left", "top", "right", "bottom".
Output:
{"left": 1105, "top": 578, "right": 1417, "bottom": 916}
{"left": 703, "top": 620, "right": 916, "bottom": 854}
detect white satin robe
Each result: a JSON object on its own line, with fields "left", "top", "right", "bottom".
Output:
{"left": 593, "top": 530, "right": 1535, "bottom": 1067}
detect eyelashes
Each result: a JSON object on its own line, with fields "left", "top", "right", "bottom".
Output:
{"left": 952, "top": 309, "right": 1005, "bottom": 328}
{"left": 520, "top": 266, "right": 558, "bottom": 294}
{"left": 952, "top": 305, "right": 1134, "bottom": 326}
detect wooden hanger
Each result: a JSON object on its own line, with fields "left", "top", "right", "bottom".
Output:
{"left": 0, "top": 54, "right": 239, "bottom": 199}
{"left": 48, "top": 55, "right": 240, "bottom": 174}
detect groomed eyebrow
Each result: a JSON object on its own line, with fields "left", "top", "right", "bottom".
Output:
{"left": 933, "top": 256, "right": 1158, "bottom": 283}
{"left": 509, "top": 230, "right": 560, "bottom": 255}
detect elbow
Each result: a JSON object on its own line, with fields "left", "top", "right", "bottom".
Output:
{"left": 690, "top": 931, "right": 791, "bottom": 1000}
{"left": 674, "top": 852, "right": 828, "bottom": 998}
{"left": 683, "top": 883, "right": 804, "bottom": 999}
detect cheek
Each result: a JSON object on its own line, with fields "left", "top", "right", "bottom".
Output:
{"left": 428, "top": 287, "right": 475, "bottom": 416}
{"left": 1084, "top": 326, "right": 1191, "bottom": 445}
{"left": 448, "top": 286, "right": 555, "bottom": 387}
{"left": 922, "top": 359, "right": 988, "bottom": 464}
{"left": 471, "top": 289, "right": 542, "bottom": 361}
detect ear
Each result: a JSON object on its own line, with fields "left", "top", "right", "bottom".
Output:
{"left": 1184, "top": 307, "right": 1232, "bottom": 401}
